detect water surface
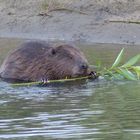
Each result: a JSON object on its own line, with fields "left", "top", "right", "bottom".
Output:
{"left": 0, "top": 38, "right": 140, "bottom": 140}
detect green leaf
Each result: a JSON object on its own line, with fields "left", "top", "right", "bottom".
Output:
{"left": 132, "top": 66, "right": 140, "bottom": 79}
{"left": 117, "top": 68, "right": 137, "bottom": 80}
{"left": 111, "top": 48, "right": 124, "bottom": 69}
{"left": 133, "top": 66, "right": 140, "bottom": 71}
{"left": 122, "top": 54, "right": 140, "bottom": 67}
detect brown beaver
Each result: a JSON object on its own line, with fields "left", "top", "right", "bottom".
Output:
{"left": 0, "top": 41, "right": 94, "bottom": 83}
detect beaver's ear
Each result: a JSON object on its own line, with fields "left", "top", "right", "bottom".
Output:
{"left": 49, "top": 48, "right": 56, "bottom": 55}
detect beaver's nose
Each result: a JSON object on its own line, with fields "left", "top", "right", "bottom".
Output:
{"left": 80, "top": 63, "right": 88, "bottom": 70}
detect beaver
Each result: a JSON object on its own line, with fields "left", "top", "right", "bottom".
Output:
{"left": 0, "top": 41, "right": 95, "bottom": 83}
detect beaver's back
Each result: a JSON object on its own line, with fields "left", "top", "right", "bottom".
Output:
{"left": 0, "top": 41, "right": 51, "bottom": 82}
{"left": 15, "top": 41, "right": 50, "bottom": 59}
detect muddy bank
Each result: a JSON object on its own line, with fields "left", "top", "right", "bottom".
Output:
{"left": 0, "top": 0, "right": 140, "bottom": 44}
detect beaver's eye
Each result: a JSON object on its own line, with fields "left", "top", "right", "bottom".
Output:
{"left": 69, "top": 56, "right": 73, "bottom": 59}
{"left": 52, "top": 49, "right": 56, "bottom": 55}
{"left": 49, "top": 48, "right": 56, "bottom": 55}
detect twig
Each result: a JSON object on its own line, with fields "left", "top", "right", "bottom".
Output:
{"left": 40, "top": 7, "right": 88, "bottom": 16}
{"left": 37, "top": 12, "right": 52, "bottom": 17}
{"left": 109, "top": 20, "right": 140, "bottom": 24}
{"left": 49, "top": 8, "right": 88, "bottom": 15}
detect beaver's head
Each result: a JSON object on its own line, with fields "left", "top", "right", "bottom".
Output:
{"left": 45, "top": 45, "right": 90, "bottom": 80}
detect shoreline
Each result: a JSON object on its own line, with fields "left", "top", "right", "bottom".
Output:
{"left": 0, "top": 0, "right": 140, "bottom": 45}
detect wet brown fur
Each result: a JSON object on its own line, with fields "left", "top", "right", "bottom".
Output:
{"left": 0, "top": 41, "right": 89, "bottom": 82}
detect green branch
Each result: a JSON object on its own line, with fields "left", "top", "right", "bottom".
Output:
{"left": 12, "top": 48, "right": 140, "bottom": 87}
{"left": 99, "top": 48, "right": 140, "bottom": 81}
{"left": 12, "top": 75, "right": 93, "bottom": 87}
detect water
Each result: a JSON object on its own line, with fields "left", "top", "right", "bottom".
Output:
{"left": 0, "top": 38, "right": 140, "bottom": 140}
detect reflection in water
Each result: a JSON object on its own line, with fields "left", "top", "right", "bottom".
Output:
{"left": 0, "top": 38, "right": 140, "bottom": 140}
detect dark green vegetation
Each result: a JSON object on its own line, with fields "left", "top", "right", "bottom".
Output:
{"left": 98, "top": 48, "right": 140, "bottom": 80}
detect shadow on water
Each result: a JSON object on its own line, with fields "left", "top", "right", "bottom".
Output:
{"left": 0, "top": 38, "right": 140, "bottom": 140}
